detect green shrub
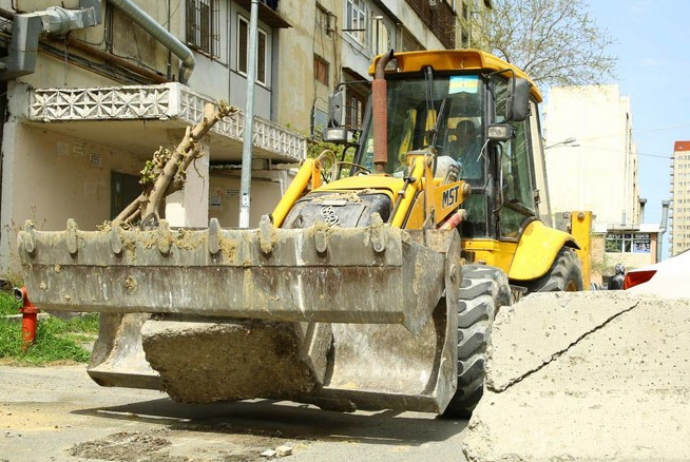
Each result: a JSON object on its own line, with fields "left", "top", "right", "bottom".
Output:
{"left": 0, "top": 309, "right": 99, "bottom": 365}
{"left": 0, "top": 291, "right": 20, "bottom": 316}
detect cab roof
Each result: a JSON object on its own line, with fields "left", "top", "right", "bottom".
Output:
{"left": 369, "top": 49, "right": 543, "bottom": 102}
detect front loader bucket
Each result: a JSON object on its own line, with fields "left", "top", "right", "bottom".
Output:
{"left": 18, "top": 217, "right": 462, "bottom": 413}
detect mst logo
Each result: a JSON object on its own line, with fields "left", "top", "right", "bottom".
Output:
{"left": 442, "top": 186, "right": 460, "bottom": 209}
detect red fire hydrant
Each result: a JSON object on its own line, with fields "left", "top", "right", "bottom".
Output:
{"left": 14, "top": 287, "right": 40, "bottom": 351}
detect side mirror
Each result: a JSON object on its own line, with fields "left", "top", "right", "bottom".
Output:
{"left": 505, "top": 78, "right": 531, "bottom": 122}
{"left": 327, "top": 90, "right": 345, "bottom": 128}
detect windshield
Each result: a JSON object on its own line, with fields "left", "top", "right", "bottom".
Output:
{"left": 358, "top": 73, "right": 486, "bottom": 180}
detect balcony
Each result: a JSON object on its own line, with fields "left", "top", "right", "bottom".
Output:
{"left": 404, "top": 0, "right": 456, "bottom": 49}
{"left": 234, "top": 0, "right": 291, "bottom": 28}
{"left": 28, "top": 83, "right": 306, "bottom": 162}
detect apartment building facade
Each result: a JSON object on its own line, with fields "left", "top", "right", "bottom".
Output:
{"left": 0, "top": 0, "right": 476, "bottom": 271}
{"left": 543, "top": 85, "right": 669, "bottom": 281}
{"left": 544, "top": 85, "right": 639, "bottom": 228}
{"left": 670, "top": 141, "right": 690, "bottom": 255}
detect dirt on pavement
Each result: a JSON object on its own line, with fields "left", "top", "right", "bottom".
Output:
{"left": 1, "top": 365, "right": 467, "bottom": 462}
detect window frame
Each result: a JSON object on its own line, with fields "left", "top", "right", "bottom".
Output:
{"left": 186, "top": 0, "right": 221, "bottom": 59}
{"left": 370, "top": 16, "right": 391, "bottom": 56}
{"left": 237, "top": 14, "right": 269, "bottom": 86}
{"left": 492, "top": 76, "right": 538, "bottom": 240}
{"left": 313, "top": 55, "right": 329, "bottom": 86}
{"left": 345, "top": 0, "right": 367, "bottom": 45}
{"left": 346, "top": 90, "right": 366, "bottom": 129}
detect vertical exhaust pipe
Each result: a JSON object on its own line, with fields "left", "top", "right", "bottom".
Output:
{"left": 372, "top": 50, "right": 394, "bottom": 173}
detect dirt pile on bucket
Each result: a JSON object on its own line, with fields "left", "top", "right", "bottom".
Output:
{"left": 462, "top": 291, "right": 690, "bottom": 462}
{"left": 142, "top": 319, "right": 331, "bottom": 403}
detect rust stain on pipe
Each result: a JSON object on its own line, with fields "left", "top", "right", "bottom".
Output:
{"left": 373, "top": 50, "right": 394, "bottom": 172}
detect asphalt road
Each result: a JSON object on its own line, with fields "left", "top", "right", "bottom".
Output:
{"left": 0, "top": 366, "right": 470, "bottom": 462}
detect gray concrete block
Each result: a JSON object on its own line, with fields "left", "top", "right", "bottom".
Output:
{"left": 463, "top": 292, "right": 690, "bottom": 462}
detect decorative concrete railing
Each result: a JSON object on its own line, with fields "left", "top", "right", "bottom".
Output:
{"left": 28, "top": 82, "right": 306, "bottom": 161}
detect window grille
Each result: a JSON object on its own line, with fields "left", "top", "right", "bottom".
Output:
{"left": 187, "top": 0, "right": 220, "bottom": 58}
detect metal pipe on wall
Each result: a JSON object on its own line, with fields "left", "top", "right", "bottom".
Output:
{"left": 107, "top": 0, "right": 194, "bottom": 84}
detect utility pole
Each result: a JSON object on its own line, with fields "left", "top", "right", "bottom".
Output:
{"left": 239, "top": 0, "right": 260, "bottom": 228}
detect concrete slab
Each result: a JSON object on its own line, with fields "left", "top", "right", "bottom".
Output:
{"left": 462, "top": 291, "right": 690, "bottom": 462}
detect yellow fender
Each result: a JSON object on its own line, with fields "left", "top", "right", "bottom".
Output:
{"left": 508, "top": 221, "right": 579, "bottom": 281}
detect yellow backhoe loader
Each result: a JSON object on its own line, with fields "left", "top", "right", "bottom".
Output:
{"left": 18, "top": 49, "right": 589, "bottom": 417}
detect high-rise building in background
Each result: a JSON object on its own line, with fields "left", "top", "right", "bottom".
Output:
{"left": 670, "top": 141, "right": 690, "bottom": 255}
{"left": 544, "top": 85, "right": 639, "bottom": 228}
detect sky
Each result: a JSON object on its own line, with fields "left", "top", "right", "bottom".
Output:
{"left": 586, "top": 0, "right": 690, "bottom": 256}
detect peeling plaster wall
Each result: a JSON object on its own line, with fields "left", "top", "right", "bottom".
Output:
{"left": 271, "top": 0, "right": 316, "bottom": 133}
{"left": 208, "top": 167, "right": 296, "bottom": 228}
{"left": 310, "top": 0, "right": 340, "bottom": 133}
{"left": 19, "top": 53, "right": 120, "bottom": 89}
{"left": 111, "top": 4, "right": 172, "bottom": 79}
{"left": 226, "top": 2, "right": 272, "bottom": 120}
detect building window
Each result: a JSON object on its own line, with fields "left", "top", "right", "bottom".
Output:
{"left": 346, "top": 92, "right": 365, "bottom": 128}
{"left": 314, "top": 55, "right": 329, "bottom": 86}
{"left": 461, "top": 31, "right": 469, "bottom": 48}
{"left": 346, "top": 0, "right": 366, "bottom": 44}
{"left": 238, "top": 16, "right": 268, "bottom": 85}
{"left": 371, "top": 17, "right": 390, "bottom": 56}
{"left": 605, "top": 233, "right": 651, "bottom": 253}
{"left": 186, "top": 0, "right": 220, "bottom": 58}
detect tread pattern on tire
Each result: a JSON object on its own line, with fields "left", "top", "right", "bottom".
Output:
{"left": 525, "top": 248, "right": 584, "bottom": 293}
{"left": 443, "top": 265, "right": 511, "bottom": 418}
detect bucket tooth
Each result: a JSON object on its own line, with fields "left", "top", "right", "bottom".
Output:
{"left": 110, "top": 227, "right": 122, "bottom": 255}
{"left": 259, "top": 215, "right": 274, "bottom": 255}
{"left": 208, "top": 218, "right": 221, "bottom": 255}
{"left": 370, "top": 213, "right": 387, "bottom": 253}
{"left": 313, "top": 223, "right": 329, "bottom": 254}
{"left": 21, "top": 220, "right": 36, "bottom": 254}
{"left": 157, "top": 220, "right": 172, "bottom": 255}
{"left": 66, "top": 218, "right": 78, "bottom": 255}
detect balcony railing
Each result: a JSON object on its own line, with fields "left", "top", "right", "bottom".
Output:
{"left": 28, "top": 83, "right": 305, "bottom": 161}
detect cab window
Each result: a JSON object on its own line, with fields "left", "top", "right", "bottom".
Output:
{"left": 494, "top": 78, "right": 537, "bottom": 239}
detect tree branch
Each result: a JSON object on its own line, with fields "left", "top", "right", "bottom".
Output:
{"left": 114, "top": 100, "right": 238, "bottom": 227}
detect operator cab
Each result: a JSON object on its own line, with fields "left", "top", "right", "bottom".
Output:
{"left": 326, "top": 50, "right": 550, "bottom": 244}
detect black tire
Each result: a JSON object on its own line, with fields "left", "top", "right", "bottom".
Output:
{"left": 524, "top": 247, "right": 584, "bottom": 293}
{"left": 442, "top": 265, "right": 512, "bottom": 418}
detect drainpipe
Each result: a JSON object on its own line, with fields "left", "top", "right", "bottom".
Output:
{"left": 107, "top": 0, "right": 195, "bottom": 84}
{"left": 657, "top": 200, "right": 670, "bottom": 262}
{"left": 639, "top": 197, "right": 646, "bottom": 224}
